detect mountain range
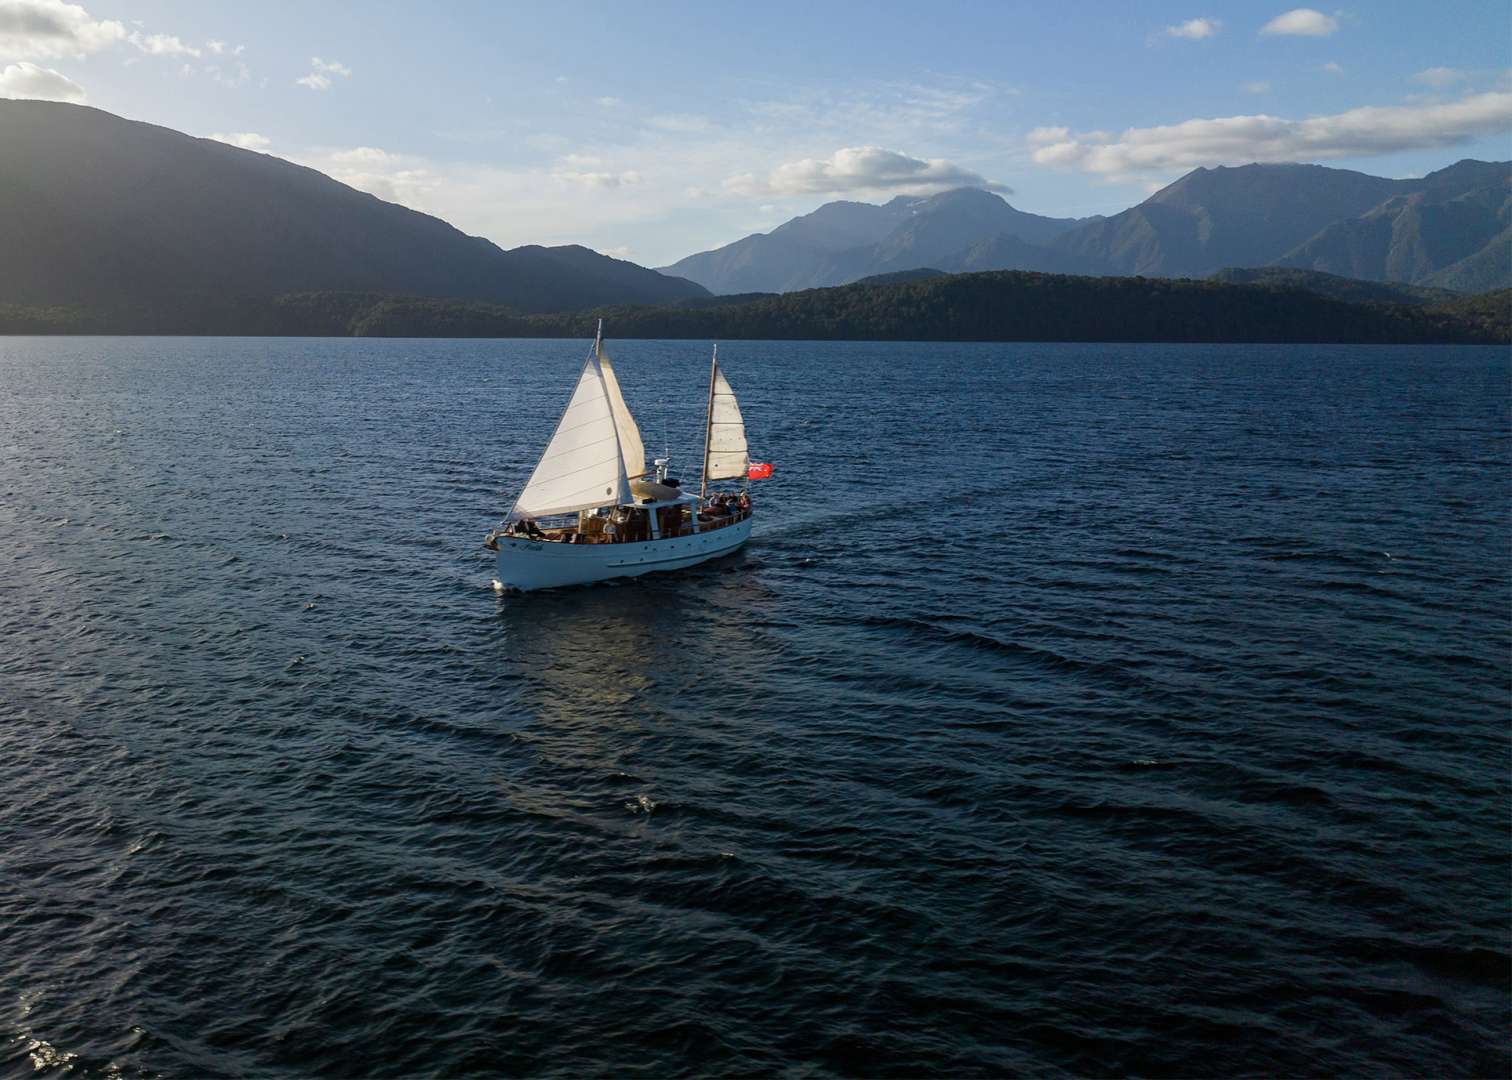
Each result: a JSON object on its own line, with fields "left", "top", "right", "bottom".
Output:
{"left": 0, "top": 100, "right": 708, "bottom": 314}
{"left": 659, "top": 188, "right": 1098, "bottom": 293}
{"left": 662, "top": 160, "right": 1511, "bottom": 295}
{"left": 1, "top": 99, "right": 1506, "bottom": 321}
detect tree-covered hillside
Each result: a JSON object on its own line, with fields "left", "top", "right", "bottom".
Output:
{"left": 2, "top": 270, "right": 1505, "bottom": 344}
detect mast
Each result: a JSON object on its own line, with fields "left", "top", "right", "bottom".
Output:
{"left": 599, "top": 322, "right": 627, "bottom": 508}
{"left": 699, "top": 344, "right": 718, "bottom": 500}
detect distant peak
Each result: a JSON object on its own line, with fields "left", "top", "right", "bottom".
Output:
{"left": 1425, "top": 157, "right": 1509, "bottom": 176}
{"left": 926, "top": 186, "right": 1005, "bottom": 199}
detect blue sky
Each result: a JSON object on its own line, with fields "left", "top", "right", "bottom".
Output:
{"left": 2, "top": 0, "right": 1509, "bottom": 265}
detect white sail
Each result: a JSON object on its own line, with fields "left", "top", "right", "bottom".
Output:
{"left": 509, "top": 351, "right": 630, "bottom": 520}
{"left": 596, "top": 343, "right": 646, "bottom": 480}
{"left": 704, "top": 360, "right": 748, "bottom": 482}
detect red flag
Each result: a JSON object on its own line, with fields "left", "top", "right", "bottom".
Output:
{"left": 747, "top": 462, "right": 773, "bottom": 480}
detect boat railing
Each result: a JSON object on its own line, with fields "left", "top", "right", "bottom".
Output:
{"left": 499, "top": 505, "right": 749, "bottom": 546}
{"left": 695, "top": 506, "right": 749, "bottom": 532}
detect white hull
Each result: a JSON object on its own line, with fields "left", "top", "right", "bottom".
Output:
{"left": 494, "top": 517, "right": 752, "bottom": 592}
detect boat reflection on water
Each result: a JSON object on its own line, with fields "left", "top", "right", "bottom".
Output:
{"left": 487, "top": 549, "right": 779, "bottom": 812}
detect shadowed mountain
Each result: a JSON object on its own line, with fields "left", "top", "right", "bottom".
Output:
{"left": 1421, "top": 226, "right": 1512, "bottom": 293}
{"left": 0, "top": 100, "right": 707, "bottom": 313}
{"left": 666, "top": 160, "right": 1510, "bottom": 295}
{"left": 1050, "top": 163, "right": 1407, "bottom": 278}
{"left": 937, "top": 232, "right": 1107, "bottom": 276}
{"left": 812, "top": 188, "right": 1093, "bottom": 283}
{"left": 660, "top": 188, "right": 1088, "bottom": 293}
{"left": 1273, "top": 160, "right": 1511, "bottom": 290}
{"left": 1048, "top": 159, "right": 1510, "bottom": 288}
{"left": 654, "top": 197, "right": 916, "bottom": 295}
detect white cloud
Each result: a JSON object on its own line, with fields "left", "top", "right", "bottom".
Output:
{"left": 555, "top": 169, "right": 643, "bottom": 189}
{"left": 296, "top": 56, "right": 350, "bottom": 90}
{"left": 127, "top": 31, "right": 198, "bottom": 56}
{"left": 1321, "top": 60, "right": 1344, "bottom": 74}
{"left": 206, "top": 59, "right": 249, "bottom": 87}
{"left": 0, "top": 0, "right": 241, "bottom": 81}
{"left": 241, "top": 74, "right": 1027, "bottom": 265}
{"left": 1413, "top": 66, "right": 1465, "bottom": 88}
{"left": 1260, "top": 8, "right": 1339, "bottom": 36}
{"left": 739, "top": 78, "right": 1000, "bottom": 145}
{"left": 0, "top": 0, "right": 124, "bottom": 59}
{"left": 594, "top": 95, "right": 622, "bottom": 107}
{"left": 1026, "top": 125, "right": 1071, "bottom": 146}
{"left": 600, "top": 245, "right": 633, "bottom": 260}
{"left": 1030, "top": 91, "right": 1512, "bottom": 182}
{"left": 644, "top": 113, "right": 710, "bottom": 133}
{"left": 345, "top": 167, "right": 438, "bottom": 206}
{"left": 725, "top": 145, "right": 1010, "bottom": 196}
{"left": 330, "top": 146, "right": 395, "bottom": 164}
{"left": 0, "top": 58, "right": 83, "bottom": 100}
{"left": 0, "top": 0, "right": 245, "bottom": 87}
{"left": 1165, "top": 17, "right": 1221, "bottom": 40}
{"left": 1242, "top": 81, "right": 1272, "bottom": 94}
{"left": 209, "top": 131, "right": 270, "bottom": 151}
{"left": 299, "top": 145, "right": 439, "bottom": 207}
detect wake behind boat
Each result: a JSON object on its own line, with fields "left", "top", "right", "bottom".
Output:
{"left": 485, "top": 325, "right": 767, "bottom": 592}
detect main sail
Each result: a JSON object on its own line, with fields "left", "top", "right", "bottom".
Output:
{"left": 701, "top": 350, "right": 748, "bottom": 488}
{"left": 596, "top": 341, "right": 646, "bottom": 480}
{"left": 509, "top": 347, "right": 631, "bottom": 520}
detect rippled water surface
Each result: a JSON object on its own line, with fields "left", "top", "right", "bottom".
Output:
{"left": 1, "top": 337, "right": 1508, "bottom": 1077}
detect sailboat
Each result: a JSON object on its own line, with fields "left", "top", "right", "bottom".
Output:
{"left": 485, "top": 324, "right": 762, "bottom": 592}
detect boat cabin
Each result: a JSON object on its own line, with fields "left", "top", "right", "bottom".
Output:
{"left": 495, "top": 486, "right": 750, "bottom": 547}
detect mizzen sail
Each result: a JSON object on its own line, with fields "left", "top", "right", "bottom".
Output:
{"left": 702, "top": 351, "right": 748, "bottom": 486}
{"left": 509, "top": 348, "right": 631, "bottom": 520}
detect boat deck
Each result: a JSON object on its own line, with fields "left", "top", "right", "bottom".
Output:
{"left": 498, "top": 505, "right": 751, "bottom": 548}
{"left": 553, "top": 506, "right": 749, "bottom": 544}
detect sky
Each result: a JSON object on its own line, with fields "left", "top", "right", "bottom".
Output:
{"left": 2, "top": 0, "right": 1509, "bottom": 266}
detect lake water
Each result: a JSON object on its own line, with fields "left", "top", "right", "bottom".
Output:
{"left": 1, "top": 337, "right": 1508, "bottom": 1077}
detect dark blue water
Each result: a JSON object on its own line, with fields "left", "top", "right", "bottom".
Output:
{"left": 2, "top": 337, "right": 1508, "bottom": 1078}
